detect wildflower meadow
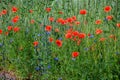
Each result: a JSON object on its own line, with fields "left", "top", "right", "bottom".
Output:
{"left": 0, "top": 0, "right": 120, "bottom": 80}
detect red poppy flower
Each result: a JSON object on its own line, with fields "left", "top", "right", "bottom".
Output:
{"left": 12, "top": 6, "right": 18, "bottom": 13}
{"left": 13, "top": 27, "right": 20, "bottom": 32}
{"left": 55, "top": 28, "right": 59, "bottom": 32}
{"left": 56, "top": 18, "right": 63, "bottom": 23}
{"left": 1, "top": 9, "right": 7, "bottom": 15}
{"left": 95, "top": 29, "right": 103, "bottom": 35}
{"left": 72, "top": 31, "right": 79, "bottom": 36}
{"left": 46, "top": 8, "right": 51, "bottom": 12}
{"left": 0, "top": 29, "right": 3, "bottom": 34}
{"left": 106, "top": 15, "right": 113, "bottom": 21}
{"left": 12, "top": 16, "right": 19, "bottom": 23}
{"left": 72, "top": 16, "right": 77, "bottom": 21}
{"left": 56, "top": 18, "right": 67, "bottom": 25}
{"left": 8, "top": 26, "right": 13, "bottom": 31}
{"left": 75, "top": 21, "right": 80, "bottom": 25}
{"left": 72, "top": 52, "right": 79, "bottom": 58}
{"left": 45, "top": 25, "right": 52, "bottom": 32}
{"left": 67, "top": 17, "right": 74, "bottom": 23}
{"left": 61, "top": 20, "right": 67, "bottom": 25}
{"left": 72, "top": 37, "right": 77, "bottom": 41}
{"left": 30, "top": 19, "right": 35, "bottom": 24}
{"left": 56, "top": 40, "right": 62, "bottom": 47}
{"left": 88, "top": 33, "right": 91, "bottom": 37}
{"left": 79, "top": 9, "right": 87, "bottom": 15}
{"left": 29, "top": 9, "right": 33, "bottom": 13}
{"left": 5, "top": 32, "right": 9, "bottom": 36}
{"left": 116, "top": 23, "right": 120, "bottom": 28}
{"left": 100, "top": 38, "right": 106, "bottom": 42}
{"left": 65, "top": 32, "right": 72, "bottom": 39}
{"left": 33, "top": 41, "right": 39, "bottom": 47}
{"left": 49, "top": 17, "right": 54, "bottom": 22}
{"left": 78, "top": 33, "right": 86, "bottom": 39}
{"left": 49, "top": 37, "right": 54, "bottom": 42}
{"left": 95, "top": 19, "right": 102, "bottom": 24}
{"left": 104, "top": 6, "right": 111, "bottom": 12}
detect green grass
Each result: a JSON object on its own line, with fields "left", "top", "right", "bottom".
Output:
{"left": 0, "top": 0, "right": 120, "bottom": 80}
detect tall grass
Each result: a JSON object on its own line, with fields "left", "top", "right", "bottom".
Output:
{"left": 0, "top": 0, "right": 120, "bottom": 80}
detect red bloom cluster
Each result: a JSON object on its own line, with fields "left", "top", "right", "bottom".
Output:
{"left": 65, "top": 29, "right": 86, "bottom": 39}
{"left": 56, "top": 16, "right": 80, "bottom": 26}
{"left": 65, "top": 28, "right": 86, "bottom": 45}
{"left": 56, "top": 18, "right": 67, "bottom": 25}
{"left": 0, "top": 25, "right": 20, "bottom": 35}
{"left": 0, "top": 6, "right": 18, "bottom": 16}
{"left": 12, "top": 16, "right": 20, "bottom": 23}
{"left": 13, "top": 27, "right": 20, "bottom": 32}
{"left": 0, "top": 5, "right": 119, "bottom": 60}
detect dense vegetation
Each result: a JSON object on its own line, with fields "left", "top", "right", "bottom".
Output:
{"left": 0, "top": 0, "right": 120, "bottom": 80}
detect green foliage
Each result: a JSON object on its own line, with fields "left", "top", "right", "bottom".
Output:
{"left": 0, "top": 0, "right": 120, "bottom": 80}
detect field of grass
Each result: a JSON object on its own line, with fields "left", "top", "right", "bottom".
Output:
{"left": 0, "top": 0, "right": 120, "bottom": 80}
